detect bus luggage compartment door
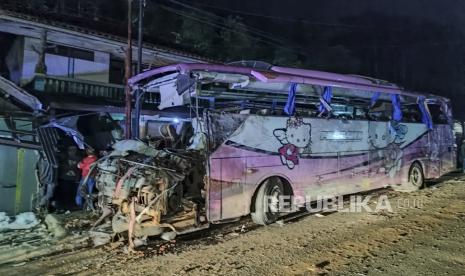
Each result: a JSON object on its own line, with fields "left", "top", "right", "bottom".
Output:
{"left": 427, "top": 128, "right": 441, "bottom": 178}
{"left": 207, "top": 157, "right": 247, "bottom": 222}
{"left": 438, "top": 125, "right": 456, "bottom": 174}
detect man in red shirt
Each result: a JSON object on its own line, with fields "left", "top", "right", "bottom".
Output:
{"left": 75, "top": 148, "right": 98, "bottom": 208}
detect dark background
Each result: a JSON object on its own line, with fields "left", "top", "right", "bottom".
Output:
{"left": 3, "top": 0, "right": 465, "bottom": 118}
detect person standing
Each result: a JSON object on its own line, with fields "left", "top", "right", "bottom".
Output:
{"left": 58, "top": 146, "right": 81, "bottom": 210}
{"left": 37, "top": 154, "right": 56, "bottom": 210}
{"left": 75, "top": 148, "right": 98, "bottom": 208}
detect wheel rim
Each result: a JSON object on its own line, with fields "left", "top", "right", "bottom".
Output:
{"left": 267, "top": 185, "right": 282, "bottom": 214}
{"left": 410, "top": 166, "right": 423, "bottom": 187}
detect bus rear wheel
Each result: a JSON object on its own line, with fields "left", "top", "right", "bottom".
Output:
{"left": 251, "top": 178, "right": 284, "bottom": 225}
{"left": 394, "top": 162, "right": 424, "bottom": 192}
{"left": 409, "top": 162, "right": 425, "bottom": 189}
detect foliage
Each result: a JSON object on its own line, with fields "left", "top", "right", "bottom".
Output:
{"left": 216, "top": 16, "right": 256, "bottom": 61}
{"left": 177, "top": 13, "right": 217, "bottom": 53}
{"left": 272, "top": 47, "right": 302, "bottom": 67}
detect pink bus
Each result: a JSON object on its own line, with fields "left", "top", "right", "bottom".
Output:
{"left": 94, "top": 63, "right": 456, "bottom": 239}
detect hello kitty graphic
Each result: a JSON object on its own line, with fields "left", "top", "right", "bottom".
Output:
{"left": 273, "top": 117, "right": 312, "bottom": 169}
{"left": 383, "top": 142, "right": 403, "bottom": 178}
{"left": 369, "top": 121, "right": 408, "bottom": 177}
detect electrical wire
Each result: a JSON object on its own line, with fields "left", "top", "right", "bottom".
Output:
{"left": 166, "top": 0, "right": 295, "bottom": 45}
{"left": 174, "top": 1, "right": 376, "bottom": 30}
{"left": 159, "top": 5, "right": 283, "bottom": 48}
{"left": 158, "top": 4, "right": 309, "bottom": 58}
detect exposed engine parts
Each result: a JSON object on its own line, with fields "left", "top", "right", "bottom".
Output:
{"left": 93, "top": 140, "right": 205, "bottom": 242}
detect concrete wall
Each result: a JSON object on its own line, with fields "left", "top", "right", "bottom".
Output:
{"left": 0, "top": 145, "right": 39, "bottom": 215}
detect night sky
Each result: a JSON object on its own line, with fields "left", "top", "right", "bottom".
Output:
{"left": 4, "top": 0, "right": 465, "bottom": 118}
{"left": 172, "top": 1, "right": 465, "bottom": 118}
{"left": 186, "top": 0, "right": 465, "bottom": 118}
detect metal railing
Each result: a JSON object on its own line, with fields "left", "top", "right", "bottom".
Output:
{"left": 28, "top": 74, "right": 125, "bottom": 101}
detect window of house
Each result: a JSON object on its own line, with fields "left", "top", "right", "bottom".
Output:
{"left": 47, "top": 45, "right": 94, "bottom": 61}
{"left": 43, "top": 44, "right": 110, "bottom": 83}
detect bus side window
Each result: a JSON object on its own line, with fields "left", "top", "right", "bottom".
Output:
{"left": 428, "top": 104, "right": 448, "bottom": 124}
{"left": 299, "top": 104, "right": 319, "bottom": 118}
{"left": 354, "top": 107, "right": 368, "bottom": 120}
{"left": 368, "top": 102, "right": 391, "bottom": 121}
{"left": 401, "top": 104, "right": 422, "bottom": 123}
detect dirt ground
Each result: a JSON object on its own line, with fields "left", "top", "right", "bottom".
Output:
{"left": 2, "top": 173, "right": 465, "bottom": 275}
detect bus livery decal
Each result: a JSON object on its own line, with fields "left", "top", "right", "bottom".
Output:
{"left": 273, "top": 117, "right": 312, "bottom": 169}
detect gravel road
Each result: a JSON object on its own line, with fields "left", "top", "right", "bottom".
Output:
{"left": 2, "top": 173, "right": 465, "bottom": 275}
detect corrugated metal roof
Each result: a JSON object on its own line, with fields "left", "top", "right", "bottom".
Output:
{"left": 0, "top": 8, "right": 217, "bottom": 65}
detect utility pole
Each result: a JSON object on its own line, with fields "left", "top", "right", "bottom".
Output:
{"left": 134, "top": 0, "right": 145, "bottom": 138}
{"left": 137, "top": 0, "right": 144, "bottom": 74}
{"left": 124, "top": 0, "right": 133, "bottom": 139}
{"left": 34, "top": 30, "right": 48, "bottom": 74}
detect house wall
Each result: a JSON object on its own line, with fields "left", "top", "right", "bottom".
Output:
{"left": 0, "top": 116, "right": 40, "bottom": 215}
{"left": 0, "top": 145, "right": 39, "bottom": 215}
{"left": 21, "top": 37, "right": 111, "bottom": 84}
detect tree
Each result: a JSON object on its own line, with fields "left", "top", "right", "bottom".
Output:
{"left": 178, "top": 13, "right": 217, "bottom": 54}
{"left": 217, "top": 16, "right": 256, "bottom": 61}
{"left": 272, "top": 47, "right": 302, "bottom": 67}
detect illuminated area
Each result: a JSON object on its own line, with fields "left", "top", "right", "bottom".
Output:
{"left": 0, "top": 1, "right": 464, "bottom": 275}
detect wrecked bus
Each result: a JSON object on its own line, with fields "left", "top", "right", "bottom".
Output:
{"left": 92, "top": 62, "right": 456, "bottom": 239}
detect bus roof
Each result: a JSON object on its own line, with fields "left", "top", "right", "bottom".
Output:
{"left": 128, "top": 63, "right": 449, "bottom": 102}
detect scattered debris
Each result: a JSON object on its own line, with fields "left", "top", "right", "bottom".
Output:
{"left": 0, "top": 222, "right": 90, "bottom": 265}
{"left": 89, "top": 231, "right": 112, "bottom": 247}
{"left": 133, "top": 237, "right": 148, "bottom": 248}
{"left": 65, "top": 218, "right": 92, "bottom": 230}
{"left": 161, "top": 231, "right": 177, "bottom": 241}
{"left": 0, "top": 212, "right": 40, "bottom": 231}
{"left": 44, "top": 214, "right": 67, "bottom": 238}
{"left": 315, "top": 213, "right": 325, "bottom": 218}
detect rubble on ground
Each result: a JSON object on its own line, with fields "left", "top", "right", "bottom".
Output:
{"left": 44, "top": 214, "right": 66, "bottom": 238}
{"left": 0, "top": 212, "right": 92, "bottom": 265}
{"left": 0, "top": 212, "right": 40, "bottom": 231}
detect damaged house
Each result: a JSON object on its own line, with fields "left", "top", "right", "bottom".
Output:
{"left": 0, "top": 10, "right": 207, "bottom": 214}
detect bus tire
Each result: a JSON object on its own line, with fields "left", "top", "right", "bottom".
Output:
{"left": 251, "top": 178, "right": 284, "bottom": 225}
{"left": 394, "top": 162, "right": 424, "bottom": 192}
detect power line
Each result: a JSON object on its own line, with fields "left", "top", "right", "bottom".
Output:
{"left": 175, "top": 1, "right": 376, "bottom": 30}
{"left": 159, "top": 2, "right": 311, "bottom": 58}
{"left": 165, "top": 0, "right": 296, "bottom": 47}
{"left": 159, "top": 1, "right": 465, "bottom": 57}
{"left": 159, "top": 5, "right": 283, "bottom": 48}
{"left": 162, "top": 0, "right": 316, "bottom": 58}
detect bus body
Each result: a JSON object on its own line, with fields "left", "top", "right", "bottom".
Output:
{"left": 206, "top": 113, "right": 455, "bottom": 221}
{"left": 95, "top": 62, "right": 455, "bottom": 238}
